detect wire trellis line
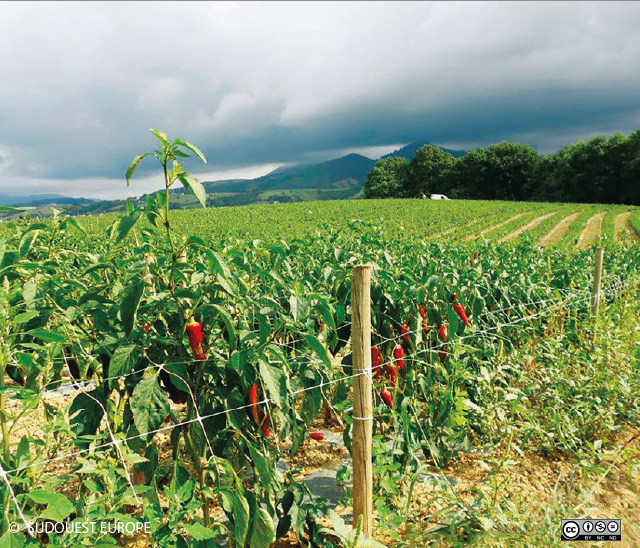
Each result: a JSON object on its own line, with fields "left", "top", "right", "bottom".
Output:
{"left": 2, "top": 275, "right": 633, "bottom": 480}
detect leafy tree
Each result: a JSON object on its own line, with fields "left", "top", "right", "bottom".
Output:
{"left": 619, "top": 129, "right": 640, "bottom": 205}
{"left": 361, "top": 127, "right": 640, "bottom": 204}
{"left": 404, "top": 145, "right": 456, "bottom": 198}
{"left": 547, "top": 134, "right": 630, "bottom": 204}
{"left": 436, "top": 143, "right": 539, "bottom": 201}
{"left": 437, "top": 148, "right": 491, "bottom": 199}
{"left": 486, "top": 142, "right": 540, "bottom": 201}
{"left": 363, "top": 157, "right": 409, "bottom": 198}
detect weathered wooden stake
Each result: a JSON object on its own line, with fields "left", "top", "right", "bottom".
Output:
{"left": 351, "top": 265, "right": 373, "bottom": 539}
{"left": 591, "top": 247, "right": 604, "bottom": 317}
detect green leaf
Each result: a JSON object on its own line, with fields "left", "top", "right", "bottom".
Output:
{"left": 0, "top": 531, "right": 24, "bottom": 548}
{"left": 146, "top": 209, "right": 162, "bottom": 228}
{"left": 125, "top": 198, "right": 135, "bottom": 215}
{"left": 249, "top": 506, "right": 276, "bottom": 548}
{"left": 27, "top": 327, "right": 65, "bottom": 343}
{"left": 300, "top": 385, "right": 323, "bottom": 425}
{"left": 258, "top": 358, "right": 288, "bottom": 412}
{"left": 463, "top": 398, "right": 483, "bottom": 414}
{"left": 325, "top": 509, "right": 351, "bottom": 541}
{"left": 125, "top": 153, "right": 150, "bottom": 185}
{"left": 233, "top": 490, "right": 251, "bottom": 546}
{"left": 109, "top": 345, "right": 137, "bottom": 379}
{"left": 472, "top": 295, "right": 485, "bottom": 319}
{"left": 150, "top": 128, "right": 170, "bottom": 147}
{"left": 130, "top": 376, "right": 170, "bottom": 440}
{"left": 69, "top": 389, "right": 105, "bottom": 440}
{"left": 247, "top": 444, "right": 275, "bottom": 492}
{"left": 163, "top": 361, "right": 191, "bottom": 393}
{"left": 289, "top": 296, "right": 298, "bottom": 322}
{"left": 64, "top": 216, "right": 86, "bottom": 236}
{"left": 29, "top": 490, "right": 74, "bottom": 521}
{"left": 115, "top": 210, "right": 142, "bottom": 246}
{"left": 208, "top": 250, "right": 232, "bottom": 278}
{"left": 177, "top": 174, "right": 207, "bottom": 208}
{"left": 120, "top": 277, "right": 144, "bottom": 336}
{"left": 208, "top": 304, "right": 237, "bottom": 350}
{"left": 15, "top": 436, "right": 31, "bottom": 470}
{"left": 257, "top": 313, "right": 270, "bottom": 345}
{"left": 22, "top": 280, "right": 37, "bottom": 306}
{"left": 19, "top": 229, "right": 39, "bottom": 256}
{"left": 171, "top": 462, "right": 196, "bottom": 503}
{"left": 174, "top": 138, "right": 207, "bottom": 164}
{"left": 303, "top": 334, "right": 332, "bottom": 369}
{"left": 13, "top": 310, "right": 39, "bottom": 324}
{"left": 182, "top": 522, "right": 215, "bottom": 541}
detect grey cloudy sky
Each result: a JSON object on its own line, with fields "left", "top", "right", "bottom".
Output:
{"left": 1, "top": 1, "right": 640, "bottom": 199}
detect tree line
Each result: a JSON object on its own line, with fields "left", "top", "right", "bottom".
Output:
{"left": 363, "top": 128, "right": 640, "bottom": 205}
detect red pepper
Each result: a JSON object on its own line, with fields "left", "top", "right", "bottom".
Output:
{"left": 453, "top": 303, "right": 471, "bottom": 328}
{"left": 419, "top": 306, "right": 429, "bottom": 333}
{"left": 310, "top": 432, "right": 324, "bottom": 441}
{"left": 371, "top": 347, "right": 382, "bottom": 381}
{"left": 248, "top": 383, "right": 259, "bottom": 423}
{"left": 392, "top": 345, "right": 405, "bottom": 369}
{"left": 380, "top": 389, "right": 393, "bottom": 407}
{"left": 257, "top": 410, "right": 271, "bottom": 438}
{"left": 385, "top": 364, "right": 398, "bottom": 388}
{"left": 186, "top": 318, "right": 205, "bottom": 359}
{"left": 438, "top": 324, "right": 448, "bottom": 363}
{"left": 400, "top": 324, "right": 410, "bottom": 347}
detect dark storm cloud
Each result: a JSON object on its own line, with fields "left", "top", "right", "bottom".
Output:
{"left": 1, "top": 1, "right": 640, "bottom": 198}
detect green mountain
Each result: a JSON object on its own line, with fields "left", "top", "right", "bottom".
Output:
{"left": 200, "top": 153, "right": 375, "bottom": 195}
{"left": 16, "top": 146, "right": 464, "bottom": 218}
{"left": 382, "top": 142, "right": 466, "bottom": 161}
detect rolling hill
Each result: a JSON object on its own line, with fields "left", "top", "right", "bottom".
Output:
{"left": 8, "top": 142, "right": 468, "bottom": 217}
{"left": 381, "top": 142, "right": 466, "bottom": 161}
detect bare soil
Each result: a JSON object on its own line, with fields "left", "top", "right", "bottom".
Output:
{"left": 614, "top": 212, "right": 640, "bottom": 244}
{"left": 391, "top": 426, "right": 640, "bottom": 548}
{"left": 5, "top": 389, "right": 639, "bottom": 548}
{"left": 499, "top": 212, "right": 557, "bottom": 243}
{"left": 465, "top": 212, "right": 529, "bottom": 241}
{"left": 577, "top": 212, "right": 606, "bottom": 250}
{"left": 539, "top": 212, "right": 582, "bottom": 247}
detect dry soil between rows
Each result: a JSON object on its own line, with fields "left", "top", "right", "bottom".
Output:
{"left": 499, "top": 212, "right": 557, "bottom": 243}
{"left": 577, "top": 212, "right": 606, "bottom": 249}
{"left": 539, "top": 211, "right": 582, "bottom": 247}
{"left": 614, "top": 212, "right": 640, "bottom": 244}
{"left": 465, "top": 211, "right": 529, "bottom": 241}
{"left": 6, "top": 387, "right": 640, "bottom": 548}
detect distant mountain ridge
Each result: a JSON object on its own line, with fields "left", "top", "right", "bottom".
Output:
{"left": 0, "top": 193, "right": 69, "bottom": 206}
{"left": 200, "top": 153, "right": 375, "bottom": 194}
{"left": 4, "top": 141, "right": 467, "bottom": 216}
{"left": 382, "top": 142, "right": 466, "bottom": 161}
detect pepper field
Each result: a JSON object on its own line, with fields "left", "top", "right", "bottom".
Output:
{"left": 1, "top": 197, "right": 639, "bottom": 548}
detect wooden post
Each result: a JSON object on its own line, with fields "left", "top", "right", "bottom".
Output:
{"left": 591, "top": 247, "right": 604, "bottom": 317}
{"left": 351, "top": 265, "right": 373, "bottom": 539}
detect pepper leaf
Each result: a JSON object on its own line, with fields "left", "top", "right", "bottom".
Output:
{"left": 174, "top": 138, "right": 207, "bottom": 164}
{"left": 125, "top": 153, "right": 150, "bottom": 185}
{"left": 120, "top": 277, "right": 144, "bottom": 336}
{"left": 130, "top": 377, "right": 170, "bottom": 441}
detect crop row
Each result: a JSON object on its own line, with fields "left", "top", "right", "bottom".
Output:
{"left": 1, "top": 203, "right": 640, "bottom": 546}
